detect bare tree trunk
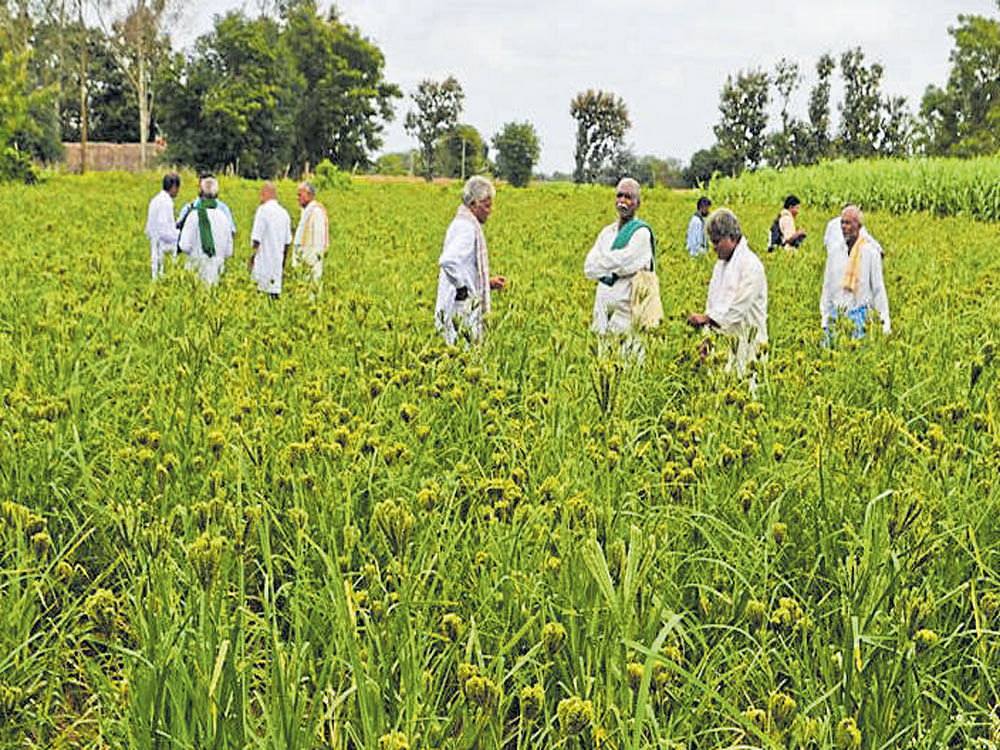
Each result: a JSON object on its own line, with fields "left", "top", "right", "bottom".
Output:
{"left": 138, "top": 52, "right": 148, "bottom": 169}
{"left": 78, "top": 0, "right": 87, "bottom": 174}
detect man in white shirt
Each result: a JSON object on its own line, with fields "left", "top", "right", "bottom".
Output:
{"left": 177, "top": 175, "right": 234, "bottom": 286}
{"left": 435, "top": 175, "right": 506, "bottom": 345}
{"left": 583, "top": 177, "right": 656, "bottom": 335}
{"left": 292, "top": 181, "right": 329, "bottom": 286}
{"left": 821, "top": 205, "right": 890, "bottom": 343}
{"left": 145, "top": 172, "right": 180, "bottom": 280}
{"left": 687, "top": 208, "right": 768, "bottom": 376}
{"left": 249, "top": 182, "right": 293, "bottom": 298}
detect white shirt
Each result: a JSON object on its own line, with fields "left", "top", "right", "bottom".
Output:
{"left": 178, "top": 206, "right": 235, "bottom": 285}
{"left": 145, "top": 190, "right": 178, "bottom": 253}
{"left": 435, "top": 217, "right": 486, "bottom": 344}
{"left": 705, "top": 238, "right": 768, "bottom": 374}
{"left": 821, "top": 217, "right": 890, "bottom": 333}
{"left": 583, "top": 221, "right": 654, "bottom": 334}
{"left": 251, "top": 199, "right": 293, "bottom": 294}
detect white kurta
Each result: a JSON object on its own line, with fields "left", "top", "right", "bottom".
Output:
{"left": 705, "top": 238, "right": 768, "bottom": 375}
{"left": 178, "top": 207, "right": 235, "bottom": 285}
{"left": 145, "top": 190, "right": 178, "bottom": 280}
{"left": 292, "top": 200, "right": 329, "bottom": 282}
{"left": 821, "top": 218, "right": 890, "bottom": 333}
{"left": 251, "top": 199, "right": 293, "bottom": 294}
{"left": 435, "top": 217, "right": 488, "bottom": 345}
{"left": 583, "top": 222, "right": 654, "bottom": 334}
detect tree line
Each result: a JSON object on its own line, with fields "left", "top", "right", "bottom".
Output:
{"left": 2, "top": 2, "right": 1000, "bottom": 184}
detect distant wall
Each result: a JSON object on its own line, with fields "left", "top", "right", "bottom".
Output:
{"left": 59, "top": 142, "right": 167, "bottom": 172}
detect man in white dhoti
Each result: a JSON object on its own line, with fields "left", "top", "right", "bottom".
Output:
{"left": 248, "top": 182, "right": 293, "bottom": 298}
{"left": 145, "top": 172, "right": 180, "bottom": 280}
{"left": 177, "top": 176, "right": 234, "bottom": 286}
{"left": 687, "top": 208, "right": 768, "bottom": 376}
{"left": 821, "top": 205, "right": 890, "bottom": 344}
{"left": 292, "top": 181, "right": 328, "bottom": 285}
{"left": 435, "top": 175, "right": 506, "bottom": 345}
{"left": 583, "top": 177, "right": 657, "bottom": 337}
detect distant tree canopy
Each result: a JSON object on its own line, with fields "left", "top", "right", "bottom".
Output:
{"left": 694, "top": 47, "right": 915, "bottom": 184}
{"left": 436, "top": 123, "right": 488, "bottom": 179}
{"left": 570, "top": 89, "right": 629, "bottom": 183}
{"left": 404, "top": 76, "right": 464, "bottom": 181}
{"left": 492, "top": 121, "right": 539, "bottom": 187}
{"left": 157, "top": 0, "right": 398, "bottom": 177}
{"left": 920, "top": 10, "right": 1000, "bottom": 156}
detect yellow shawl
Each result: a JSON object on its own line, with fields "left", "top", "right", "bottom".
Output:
{"left": 842, "top": 235, "right": 865, "bottom": 295}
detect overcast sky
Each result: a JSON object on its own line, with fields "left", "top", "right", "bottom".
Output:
{"left": 184, "top": 0, "right": 991, "bottom": 173}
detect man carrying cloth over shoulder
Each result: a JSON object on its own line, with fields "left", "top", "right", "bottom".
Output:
{"left": 583, "top": 177, "right": 657, "bottom": 338}
{"left": 292, "top": 181, "right": 329, "bottom": 288}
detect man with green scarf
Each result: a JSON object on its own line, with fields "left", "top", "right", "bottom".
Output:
{"left": 584, "top": 177, "right": 657, "bottom": 336}
{"left": 178, "top": 176, "right": 235, "bottom": 285}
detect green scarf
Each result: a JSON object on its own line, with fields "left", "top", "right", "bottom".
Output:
{"left": 600, "top": 219, "right": 657, "bottom": 285}
{"left": 197, "top": 198, "right": 218, "bottom": 258}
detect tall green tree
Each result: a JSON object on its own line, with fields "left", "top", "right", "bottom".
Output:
{"left": 157, "top": 11, "right": 291, "bottom": 177}
{"left": 436, "top": 123, "right": 486, "bottom": 179}
{"left": 806, "top": 53, "right": 836, "bottom": 162}
{"left": 281, "top": 0, "right": 400, "bottom": 173}
{"left": 491, "top": 121, "right": 539, "bottom": 187}
{"left": 838, "top": 47, "right": 884, "bottom": 158}
{"left": 569, "top": 89, "right": 629, "bottom": 183}
{"left": 713, "top": 69, "right": 769, "bottom": 174}
{"left": 404, "top": 76, "right": 463, "bottom": 181}
{"left": 920, "top": 10, "right": 1000, "bottom": 155}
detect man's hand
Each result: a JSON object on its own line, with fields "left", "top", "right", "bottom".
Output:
{"left": 247, "top": 253, "right": 256, "bottom": 273}
{"left": 454, "top": 286, "right": 469, "bottom": 301}
{"left": 697, "top": 338, "right": 712, "bottom": 360}
{"left": 489, "top": 275, "right": 507, "bottom": 291}
{"left": 687, "top": 313, "right": 711, "bottom": 328}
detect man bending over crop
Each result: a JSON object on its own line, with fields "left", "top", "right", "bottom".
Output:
{"left": 435, "top": 175, "right": 507, "bottom": 345}
{"left": 687, "top": 208, "right": 768, "bottom": 376}
{"left": 820, "top": 205, "right": 890, "bottom": 343}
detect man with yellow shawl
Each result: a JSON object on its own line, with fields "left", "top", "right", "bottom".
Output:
{"left": 820, "top": 205, "right": 890, "bottom": 344}
{"left": 292, "top": 182, "right": 329, "bottom": 286}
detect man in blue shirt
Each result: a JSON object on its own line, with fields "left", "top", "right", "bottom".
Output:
{"left": 686, "top": 196, "right": 711, "bottom": 257}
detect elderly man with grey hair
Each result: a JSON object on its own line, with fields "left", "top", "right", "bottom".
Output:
{"left": 178, "top": 175, "right": 235, "bottom": 285}
{"left": 821, "top": 205, "right": 890, "bottom": 343}
{"left": 687, "top": 208, "right": 768, "bottom": 376}
{"left": 292, "top": 181, "right": 329, "bottom": 285}
{"left": 583, "top": 177, "right": 657, "bottom": 337}
{"left": 434, "top": 175, "right": 507, "bottom": 345}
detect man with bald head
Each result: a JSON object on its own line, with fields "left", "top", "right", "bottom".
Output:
{"left": 820, "top": 205, "right": 890, "bottom": 343}
{"left": 583, "top": 177, "right": 658, "bottom": 341}
{"left": 249, "top": 182, "right": 293, "bottom": 298}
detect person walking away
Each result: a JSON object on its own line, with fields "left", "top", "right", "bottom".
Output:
{"left": 249, "top": 182, "right": 293, "bottom": 299}
{"left": 177, "top": 175, "right": 234, "bottom": 285}
{"left": 145, "top": 172, "right": 180, "bottom": 280}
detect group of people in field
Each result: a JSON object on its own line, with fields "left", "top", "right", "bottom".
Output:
{"left": 436, "top": 175, "right": 891, "bottom": 376}
{"left": 144, "top": 173, "right": 329, "bottom": 297}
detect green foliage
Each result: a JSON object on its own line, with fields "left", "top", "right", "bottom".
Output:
{"left": 708, "top": 154, "right": 1000, "bottom": 219}
{"left": 570, "top": 89, "right": 630, "bottom": 184}
{"left": 684, "top": 144, "right": 732, "bottom": 187}
{"left": 157, "top": 12, "right": 291, "bottom": 177}
{"left": 838, "top": 48, "right": 886, "bottom": 158}
{"left": 312, "top": 158, "right": 352, "bottom": 191}
{"left": 0, "top": 48, "right": 52, "bottom": 181}
{"left": 920, "top": 12, "right": 1000, "bottom": 155}
{"left": 436, "top": 123, "right": 487, "bottom": 179}
{"left": 373, "top": 152, "right": 411, "bottom": 176}
{"left": 807, "top": 53, "right": 837, "bottom": 161}
{"left": 403, "top": 75, "right": 464, "bottom": 181}
{"left": 491, "top": 120, "right": 540, "bottom": 187}
{"left": 714, "top": 69, "right": 770, "bottom": 175}
{"left": 281, "top": 0, "right": 401, "bottom": 173}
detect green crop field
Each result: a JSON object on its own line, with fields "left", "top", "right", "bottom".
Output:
{"left": 2, "top": 172, "right": 1000, "bottom": 749}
